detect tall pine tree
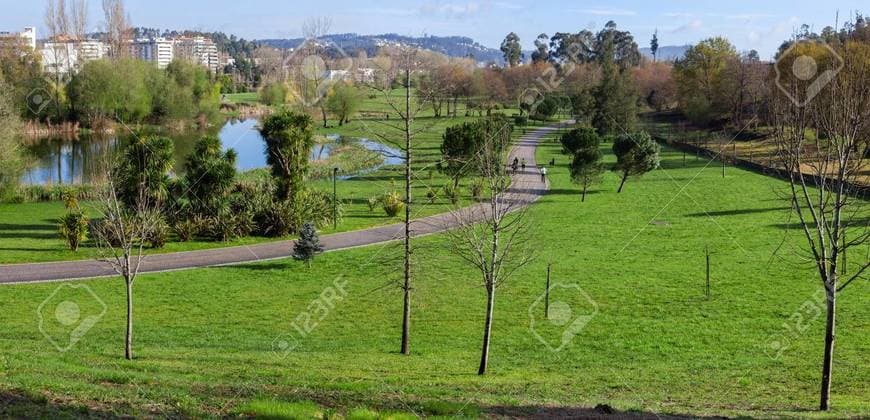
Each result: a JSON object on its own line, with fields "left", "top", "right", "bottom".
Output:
{"left": 592, "top": 30, "right": 638, "bottom": 135}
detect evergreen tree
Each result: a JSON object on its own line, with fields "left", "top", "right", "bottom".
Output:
{"left": 612, "top": 131, "right": 660, "bottom": 193}
{"left": 564, "top": 129, "right": 604, "bottom": 202}
{"left": 260, "top": 110, "right": 315, "bottom": 232}
{"left": 531, "top": 33, "right": 551, "bottom": 63}
{"left": 114, "top": 135, "right": 174, "bottom": 210}
{"left": 651, "top": 29, "right": 659, "bottom": 62}
{"left": 592, "top": 31, "right": 638, "bottom": 135}
{"left": 183, "top": 135, "right": 237, "bottom": 217}
{"left": 293, "top": 222, "right": 324, "bottom": 267}
{"left": 500, "top": 32, "right": 523, "bottom": 67}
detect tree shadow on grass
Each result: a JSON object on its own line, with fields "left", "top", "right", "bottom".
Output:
{"left": 0, "top": 247, "right": 62, "bottom": 253}
{"left": 0, "top": 388, "right": 170, "bottom": 419}
{"left": 685, "top": 207, "right": 791, "bottom": 218}
{"left": 0, "top": 223, "right": 55, "bottom": 231}
{"left": 772, "top": 216, "right": 870, "bottom": 231}
{"left": 658, "top": 159, "right": 717, "bottom": 170}
{"left": 546, "top": 188, "right": 603, "bottom": 198}
{"left": 0, "top": 222, "right": 58, "bottom": 240}
{"left": 483, "top": 403, "right": 733, "bottom": 419}
{"left": 217, "top": 262, "right": 292, "bottom": 271}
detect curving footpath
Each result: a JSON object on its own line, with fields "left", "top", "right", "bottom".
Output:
{"left": 0, "top": 123, "right": 562, "bottom": 285}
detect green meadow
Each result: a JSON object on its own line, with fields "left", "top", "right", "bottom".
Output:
{"left": 1, "top": 128, "right": 866, "bottom": 418}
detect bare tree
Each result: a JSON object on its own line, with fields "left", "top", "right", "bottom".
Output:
{"left": 360, "top": 47, "right": 438, "bottom": 355}
{"left": 93, "top": 174, "right": 161, "bottom": 360}
{"left": 43, "top": 0, "right": 70, "bottom": 122}
{"left": 290, "top": 17, "right": 342, "bottom": 128}
{"left": 42, "top": 0, "right": 88, "bottom": 120}
{"left": 102, "top": 0, "right": 130, "bottom": 60}
{"left": 301, "top": 16, "right": 332, "bottom": 41}
{"left": 771, "top": 39, "right": 870, "bottom": 410}
{"left": 445, "top": 122, "right": 533, "bottom": 375}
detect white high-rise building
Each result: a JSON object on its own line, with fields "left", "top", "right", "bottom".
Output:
{"left": 41, "top": 41, "right": 79, "bottom": 76}
{"left": 0, "top": 27, "right": 36, "bottom": 50}
{"left": 41, "top": 39, "right": 108, "bottom": 76}
{"left": 128, "top": 38, "right": 174, "bottom": 69}
{"left": 78, "top": 40, "right": 109, "bottom": 62}
{"left": 174, "top": 37, "right": 219, "bottom": 72}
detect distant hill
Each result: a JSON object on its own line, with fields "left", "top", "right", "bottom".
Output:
{"left": 640, "top": 45, "right": 690, "bottom": 62}
{"left": 257, "top": 33, "right": 504, "bottom": 64}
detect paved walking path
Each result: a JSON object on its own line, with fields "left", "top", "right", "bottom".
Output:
{"left": 0, "top": 123, "right": 562, "bottom": 284}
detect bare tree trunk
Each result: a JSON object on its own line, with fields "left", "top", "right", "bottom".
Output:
{"left": 478, "top": 284, "right": 495, "bottom": 375}
{"left": 320, "top": 106, "right": 328, "bottom": 128}
{"left": 124, "top": 278, "right": 133, "bottom": 360}
{"left": 582, "top": 183, "right": 588, "bottom": 202}
{"left": 400, "top": 66, "right": 412, "bottom": 356}
{"left": 617, "top": 172, "right": 628, "bottom": 193}
{"left": 820, "top": 282, "right": 836, "bottom": 410}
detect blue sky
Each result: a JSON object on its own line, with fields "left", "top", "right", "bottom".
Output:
{"left": 2, "top": 0, "right": 866, "bottom": 59}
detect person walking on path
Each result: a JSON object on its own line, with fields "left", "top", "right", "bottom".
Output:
{"left": 521, "top": 158, "right": 527, "bottom": 172}
{"left": 512, "top": 157, "right": 519, "bottom": 174}
{"left": 540, "top": 166, "right": 548, "bottom": 182}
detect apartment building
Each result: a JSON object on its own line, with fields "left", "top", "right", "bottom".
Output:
{"left": 0, "top": 27, "right": 36, "bottom": 50}
{"left": 41, "top": 39, "right": 109, "bottom": 76}
{"left": 128, "top": 38, "right": 174, "bottom": 68}
{"left": 174, "top": 37, "right": 219, "bottom": 72}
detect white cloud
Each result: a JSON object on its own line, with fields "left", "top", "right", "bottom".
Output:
{"left": 663, "top": 12, "right": 694, "bottom": 18}
{"left": 420, "top": 1, "right": 482, "bottom": 18}
{"left": 490, "top": 1, "right": 523, "bottom": 10}
{"left": 571, "top": 8, "right": 637, "bottom": 17}
{"left": 670, "top": 19, "right": 703, "bottom": 33}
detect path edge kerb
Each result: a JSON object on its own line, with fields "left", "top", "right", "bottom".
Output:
{"left": 0, "top": 121, "right": 565, "bottom": 284}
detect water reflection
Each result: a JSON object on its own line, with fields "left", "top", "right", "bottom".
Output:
{"left": 22, "top": 119, "right": 403, "bottom": 185}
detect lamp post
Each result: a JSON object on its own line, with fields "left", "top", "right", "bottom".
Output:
{"left": 332, "top": 167, "right": 339, "bottom": 229}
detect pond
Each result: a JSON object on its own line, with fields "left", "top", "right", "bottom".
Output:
{"left": 21, "top": 119, "right": 403, "bottom": 185}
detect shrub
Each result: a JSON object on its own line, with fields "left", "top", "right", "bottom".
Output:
{"left": 11, "top": 185, "right": 100, "bottom": 203}
{"left": 470, "top": 181, "right": 483, "bottom": 200}
{"left": 443, "top": 184, "right": 460, "bottom": 204}
{"left": 298, "top": 189, "right": 341, "bottom": 229}
{"left": 426, "top": 188, "right": 438, "bottom": 203}
{"left": 367, "top": 196, "right": 380, "bottom": 212}
{"left": 382, "top": 192, "right": 404, "bottom": 217}
{"left": 258, "top": 82, "right": 287, "bottom": 106}
{"left": 207, "top": 208, "right": 254, "bottom": 241}
{"left": 254, "top": 199, "right": 294, "bottom": 238}
{"left": 147, "top": 217, "right": 170, "bottom": 249}
{"left": 58, "top": 211, "right": 89, "bottom": 252}
{"left": 173, "top": 218, "right": 203, "bottom": 242}
{"left": 513, "top": 115, "right": 528, "bottom": 126}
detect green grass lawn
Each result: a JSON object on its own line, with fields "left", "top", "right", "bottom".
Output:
{"left": 1, "top": 130, "right": 866, "bottom": 418}
{"left": 0, "top": 115, "right": 512, "bottom": 264}
{"left": 223, "top": 92, "right": 259, "bottom": 104}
